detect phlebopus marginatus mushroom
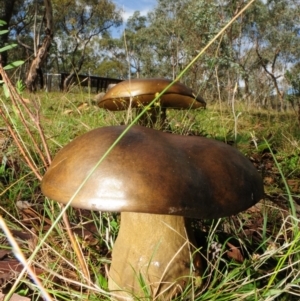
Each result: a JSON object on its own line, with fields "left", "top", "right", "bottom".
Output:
{"left": 97, "top": 78, "right": 206, "bottom": 127}
{"left": 41, "top": 125, "right": 264, "bottom": 300}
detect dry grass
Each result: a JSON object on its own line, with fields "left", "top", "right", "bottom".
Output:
{"left": 0, "top": 86, "right": 300, "bottom": 300}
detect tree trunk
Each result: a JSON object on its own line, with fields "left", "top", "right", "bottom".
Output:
{"left": 63, "top": 71, "right": 76, "bottom": 92}
{"left": 256, "top": 44, "right": 284, "bottom": 111}
{"left": 25, "top": 0, "right": 53, "bottom": 92}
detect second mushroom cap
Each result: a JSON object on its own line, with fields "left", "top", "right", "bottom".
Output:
{"left": 97, "top": 78, "right": 206, "bottom": 111}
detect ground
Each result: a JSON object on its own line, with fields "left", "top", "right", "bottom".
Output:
{"left": 0, "top": 91, "right": 299, "bottom": 300}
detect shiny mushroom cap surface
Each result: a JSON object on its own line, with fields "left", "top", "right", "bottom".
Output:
{"left": 41, "top": 125, "right": 264, "bottom": 219}
{"left": 97, "top": 78, "right": 206, "bottom": 111}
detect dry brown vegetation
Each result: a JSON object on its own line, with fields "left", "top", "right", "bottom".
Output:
{"left": 0, "top": 78, "right": 299, "bottom": 300}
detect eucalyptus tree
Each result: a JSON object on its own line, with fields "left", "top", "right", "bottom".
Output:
{"left": 145, "top": 0, "right": 300, "bottom": 107}
{"left": 26, "top": 0, "right": 53, "bottom": 91}
{"left": 96, "top": 36, "right": 128, "bottom": 78}
{"left": 285, "top": 63, "right": 300, "bottom": 112}
{"left": 92, "top": 57, "right": 126, "bottom": 79}
{"left": 242, "top": 0, "right": 300, "bottom": 109}
{"left": 123, "top": 11, "right": 154, "bottom": 78}
{"left": 4, "top": 0, "right": 53, "bottom": 91}
{"left": 78, "top": 34, "right": 127, "bottom": 79}
{"left": 147, "top": 0, "right": 190, "bottom": 80}
{"left": 146, "top": 0, "right": 225, "bottom": 99}
{"left": 97, "top": 10, "right": 156, "bottom": 79}
{"left": 52, "top": 0, "right": 122, "bottom": 90}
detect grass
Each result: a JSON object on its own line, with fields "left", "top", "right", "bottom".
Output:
{"left": 0, "top": 89, "right": 300, "bottom": 300}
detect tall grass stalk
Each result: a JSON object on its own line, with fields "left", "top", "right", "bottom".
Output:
{"left": 2, "top": 0, "right": 300, "bottom": 299}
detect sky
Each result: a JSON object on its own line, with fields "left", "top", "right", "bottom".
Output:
{"left": 112, "top": 0, "right": 156, "bottom": 37}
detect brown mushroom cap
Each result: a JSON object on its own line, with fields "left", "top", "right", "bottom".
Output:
{"left": 97, "top": 78, "right": 206, "bottom": 111}
{"left": 41, "top": 125, "right": 263, "bottom": 219}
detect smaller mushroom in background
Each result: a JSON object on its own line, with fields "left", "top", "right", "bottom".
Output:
{"left": 41, "top": 125, "right": 264, "bottom": 300}
{"left": 97, "top": 78, "right": 206, "bottom": 128}
{"left": 94, "top": 92, "right": 106, "bottom": 105}
{"left": 94, "top": 84, "right": 117, "bottom": 105}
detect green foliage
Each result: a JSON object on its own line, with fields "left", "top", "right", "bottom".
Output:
{"left": 0, "top": 21, "right": 19, "bottom": 61}
{"left": 1, "top": 91, "right": 300, "bottom": 300}
{"left": 0, "top": 19, "right": 24, "bottom": 97}
{"left": 2, "top": 0, "right": 300, "bottom": 107}
{"left": 0, "top": 19, "right": 8, "bottom": 31}
{"left": 97, "top": 274, "right": 108, "bottom": 290}
{"left": 0, "top": 159, "right": 7, "bottom": 194}
{"left": 285, "top": 67, "right": 300, "bottom": 109}
{"left": 278, "top": 153, "right": 300, "bottom": 177}
{"left": 51, "top": 0, "right": 122, "bottom": 75}
{"left": 1, "top": 1, "right": 300, "bottom": 299}
{"left": 15, "top": 79, "right": 26, "bottom": 94}
{"left": 2, "top": 60, "right": 24, "bottom": 70}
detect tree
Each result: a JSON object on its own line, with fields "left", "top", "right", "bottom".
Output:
{"left": 144, "top": 0, "right": 300, "bottom": 107}
{"left": 3, "top": 0, "right": 300, "bottom": 102}
{"left": 285, "top": 63, "right": 300, "bottom": 111}
{"left": 147, "top": 0, "right": 190, "bottom": 79}
{"left": 243, "top": 0, "right": 300, "bottom": 109}
{"left": 146, "top": 0, "right": 225, "bottom": 98}
{"left": 95, "top": 11, "right": 155, "bottom": 79}
{"left": 123, "top": 11, "right": 150, "bottom": 78}
{"left": 5, "top": 0, "right": 54, "bottom": 91}
{"left": 25, "top": 0, "right": 53, "bottom": 92}
{"left": 52, "top": 0, "right": 122, "bottom": 90}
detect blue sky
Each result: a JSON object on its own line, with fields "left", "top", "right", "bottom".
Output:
{"left": 112, "top": 0, "right": 156, "bottom": 36}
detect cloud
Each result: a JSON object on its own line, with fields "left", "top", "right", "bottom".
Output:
{"left": 114, "top": 0, "right": 156, "bottom": 22}
{"left": 121, "top": 8, "right": 152, "bottom": 22}
{"left": 111, "top": 0, "right": 155, "bottom": 37}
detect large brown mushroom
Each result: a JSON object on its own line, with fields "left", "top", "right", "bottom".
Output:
{"left": 97, "top": 78, "right": 206, "bottom": 127}
{"left": 41, "top": 125, "right": 264, "bottom": 300}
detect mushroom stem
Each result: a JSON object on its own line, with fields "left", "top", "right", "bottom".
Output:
{"left": 136, "top": 107, "right": 167, "bottom": 127}
{"left": 109, "top": 212, "right": 202, "bottom": 300}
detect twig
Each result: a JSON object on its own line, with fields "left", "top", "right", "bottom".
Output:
{"left": 0, "top": 65, "right": 90, "bottom": 290}
{"left": 0, "top": 64, "right": 51, "bottom": 170}
{"left": 0, "top": 107, "right": 43, "bottom": 180}
{"left": 231, "top": 82, "right": 242, "bottom": 142}
{"left": 61, "top": 205, "right": 91, "bottom": 283}
{"left": 0, "top": 216, "right": 53, "bottom": 301}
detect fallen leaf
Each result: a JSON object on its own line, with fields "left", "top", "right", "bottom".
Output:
{"left": 77, "top": 103, "right": 88, "bottom": 111}
{"left": 287, "top": 179, "right": 299, "bottom": 193}
{"left": 0, "top": 292, "right": 30, "bottom": 301}
{"left": 63, "top": 109, "right": 73, "bottom": 115}
{"left": 0, "top": 249, "right": 10, "bottom": 259}
{"left": 264, "top": 176, "right": 274, "bottom": 185}
{"left": 22, "top": 98, "right": 31, "bottom": 104}
{"left": 226, "top": 242, "right": 244, "bottom": 263}
{"left": 0, "top": 259, "right": 44, "bottom": 274}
